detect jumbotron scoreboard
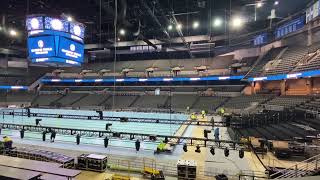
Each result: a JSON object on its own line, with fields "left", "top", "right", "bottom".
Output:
{"left": 26, "top": 15, "right": 85, "bottom": 66}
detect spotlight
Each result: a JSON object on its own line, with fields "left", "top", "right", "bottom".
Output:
{"left": 67, "top": 16, "right": 73, "bottom": 22}
{"left": 30, "top": 18, "right": 40, "bottom": 29}
{"left": 239, "top": 148, "right": 244, "bottom": 159}
{"left": 213, "top": 18, "right": 222, "bottom": 27}
{"left": 274, "top": 1, "right": 279, "bottom": 5}
{"left": 9, "top": 29, "right": 17, "bottom": 36}
{"left": 51, "top": 19, "right": 63, "bottom": 30}
{"left": 195, "top": 144, "right": 201, "bottom": 153}
{"left": 210, "top": 146, "right": 215, "bottom": 155}
{"left": 256, "top": 1, "right": 263, "bottom": 8}
{"left": 192, "top": 21, "right": 199, "bottom": 29}
{"left": 168, "top": 24, "right": 173, "bottom": 31}
{"left": 183, "top": 143, "right": 188, "bottom": 152}
{"left": 119, "top": 29, "right": 125, "bottom": 36}
{"left": 176, "top": 24, "right": 182, "bottom": 30}
{"left": 231, "top": 16, "right": 244, "bottom": 29}
{"left": 224, "top": 148, "right": 229, "bottom": 157}
{"left": 73, "top": 25, "right": 81, "bottom": 36}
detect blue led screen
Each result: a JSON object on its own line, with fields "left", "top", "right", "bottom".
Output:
{"left": 27, "top": 36, "right": 56, "bottom": 59}
{"left": 57, "top": 37, "right": 84, "bottom": 63}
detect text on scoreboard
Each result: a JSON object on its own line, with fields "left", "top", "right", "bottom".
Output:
{"left": 28, "top": 35, "right": 84, "bottom": 63}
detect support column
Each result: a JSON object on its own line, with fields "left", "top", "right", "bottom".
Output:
{"left": 306, "top": 78, "right": 313, "bottom": 95}
{"left": 280, "top": 80, "right": 286, "bottom": 95}
{"left": 253, "top": 81, "right": 263, "bottom": 94}
{"left": 251, "top": 82, "right": 255, "bottom": 95}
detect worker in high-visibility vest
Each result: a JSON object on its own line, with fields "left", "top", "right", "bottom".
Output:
{"left": 157, "top": 141, "right": 166, "bottom": 152}
{"left": 3, "top": 136, "right": 13, "bottom": 149}
{"left": 201, "top": 110, "right": 206, "bottom": 119}
{"left": 190, "top": 113, "right": 197, "bottom": 120}
{"left": 219, "top": 108, "right": 225, "bottom": 116}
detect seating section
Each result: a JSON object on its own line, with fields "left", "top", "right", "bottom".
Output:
{"left": 245, "top": 47, "right": 285, "bottom": 78}
{"left": 72, "top": 94, "right": 110, "bottom": 107}
{"left": 223, "top": 95, "right": 271, "bottom": 109}
{"left": 192, "top": 96, "right": 227, "bottom": 112}
{"left": 293, "top": 55, "right": 320, "bottom": 72}
{"left": 132, "top": 95, "right": 168, "bottom": 109}
{"left": 293, "top": 43, "right": 320, "bottom": 73}
{"left": 297, "top": 98, "right": 320, "bottom": 112}
{"left": 32, "top": 94, "right": 63, "bottom": 106}
{"left": 209, "top": 85, "right": 245, "bottom": 92}
{"left": 167, "top": 94, "right": 198, "bottom": 110}
{"left": 55, "top": 93, "right": 87, "bottom": 106}
{"left": 102, "top": 95, "right": 138, "bottom": 109}
{"left": 234, "top": 121, "right": 319, "bottom": 140}
{"left": 0, "top": 92, "right": 34, "bottom": 103}
{"left": 265, "top": 46, "right": 308, "bottom": 75}
{"left": 265, "top": 95, "right": 312, "bottom": 108}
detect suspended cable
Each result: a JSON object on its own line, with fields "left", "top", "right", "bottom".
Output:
{"left": 112, "top": 0, "right": 118, "bottom": 110}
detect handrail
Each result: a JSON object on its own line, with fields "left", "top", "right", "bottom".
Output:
{"left": 270, "top": 153, "right": 320, "bottom": 178}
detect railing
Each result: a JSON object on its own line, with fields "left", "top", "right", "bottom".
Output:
{"left": 270, "top": 153, "right": 320, "bottom": 179}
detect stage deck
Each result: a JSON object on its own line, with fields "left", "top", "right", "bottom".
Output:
{"left": 0, "top": 155, "right": 81, "bottom": 178}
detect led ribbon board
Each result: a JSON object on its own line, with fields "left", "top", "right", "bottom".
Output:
{"left": 248, "top": 69, "right": 320, "bottom": 82}
{"left": 41, "top": 69, "right": 320, "bottom": 84}
{"left": 41, "top": 75, "right": 244, "bottom": 84}
{"left": 0, "top": 86, "right": 28, "bottom": 90}
{"left": 26, "top": 15, "right": 85, "bottom": 66}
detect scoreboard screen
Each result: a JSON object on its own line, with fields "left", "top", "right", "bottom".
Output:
{"left": 26, "top": 15, "right": 85, "bottom": 66}
{"left": 58, "top": 37, "right": 84, "bottom": 63}
{"left": 28, "top": 36, "right": 56, "bottom": 58}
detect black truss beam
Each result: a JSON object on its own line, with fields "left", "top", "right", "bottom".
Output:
{"left": 0, "top": 123, "right": 247, "bottom": 149}
{"left": 2, "top": 111, "right": 239, "bottom": 127}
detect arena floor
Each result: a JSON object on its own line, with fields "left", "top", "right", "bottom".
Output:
{"left": 0, "top": 110, "right": 310, "bottom": 179}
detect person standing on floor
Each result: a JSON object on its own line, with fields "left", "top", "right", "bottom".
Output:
{"left": 50, "top": 130, "right": 56, "bottom": 142}
{"left": 214, "top": 127, "right": 220, "bottom": 141}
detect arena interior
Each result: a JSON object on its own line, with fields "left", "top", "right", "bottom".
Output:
{"left": 1, "top": 0, "right": 320, "bottom": 179}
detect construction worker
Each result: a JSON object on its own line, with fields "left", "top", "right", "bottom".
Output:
{"left": 3, "top": 136, "right": 13, "bottom": 149}
{"left": 218, "top": 107, "right": 225, "bottom": 116}
{"left": 201, "top": 110, "right": 206, "bottom": 119}
{"left": 157, "top": 141, "right": 166, "bottom": 152}
{"left": 190, "top": 113, "right": 197, "bottom": 120}
{"left": 221, "top": 108, "right": 225, "bottom": 115}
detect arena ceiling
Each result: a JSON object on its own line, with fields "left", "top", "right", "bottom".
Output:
{"left": 0, "top": 0, "right": 313, "bottom": 49}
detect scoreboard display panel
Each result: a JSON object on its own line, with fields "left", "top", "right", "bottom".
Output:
{"left": 27, "top": 36, "right": 56, "bottom": 58}
{"left": 58, "top": 37, "right": 84, "bottom": 63}
{"left": 26, "top": 15, "right": 85, "bottom": 66}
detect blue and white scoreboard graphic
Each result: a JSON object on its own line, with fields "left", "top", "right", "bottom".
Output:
{"left": 26, "top": 15, "right": 85, "bottom": 66}
{"left": 27, "top": 36, "right": 55, "bottom": 58}
{"left": 58, "top": 37, "right": 84, "bottom": 63}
